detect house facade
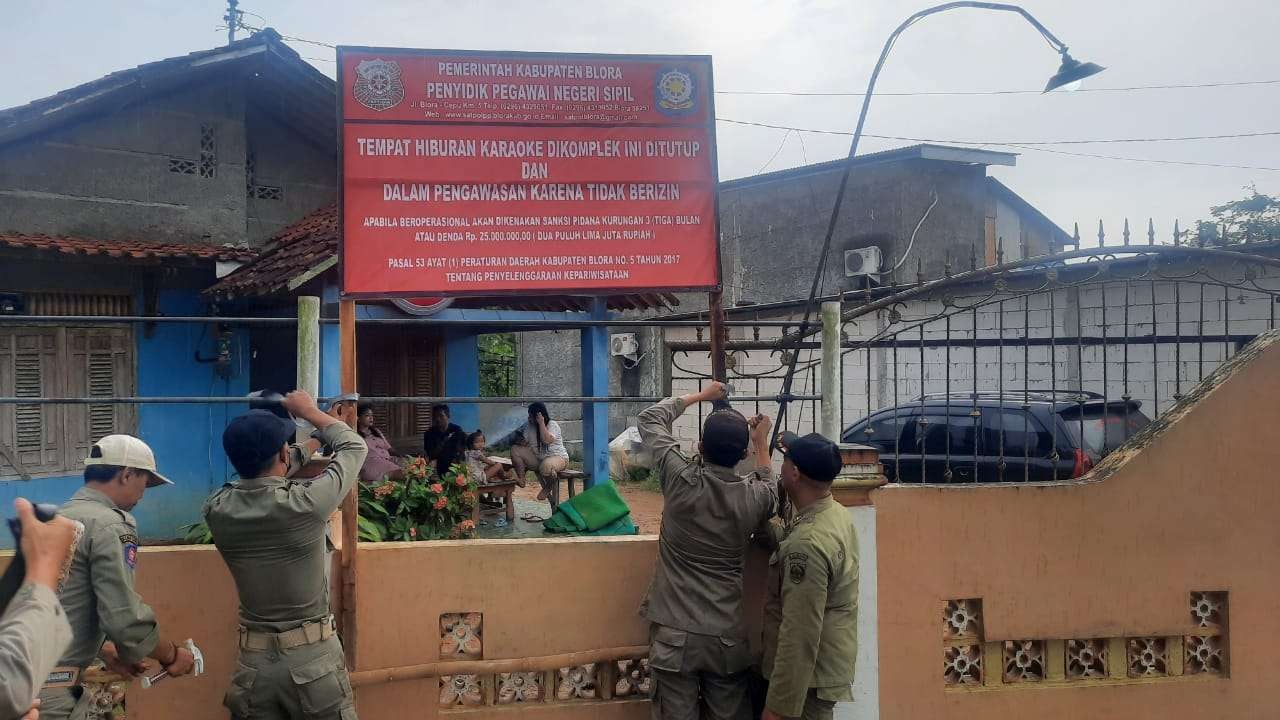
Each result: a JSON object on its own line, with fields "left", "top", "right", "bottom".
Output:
{"left": 0, "top": 29, "right": 646, "bottom": 544}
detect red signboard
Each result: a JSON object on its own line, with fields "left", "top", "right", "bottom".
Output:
{"left": 337, "top": 48, "right": 720, "bottom": 298}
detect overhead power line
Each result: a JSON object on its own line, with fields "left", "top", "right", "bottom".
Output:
{"left": 715, "top": 118, "right": 1280, "bottom": 146}
{"left": 715, "top": 79, "right": 1280, "bottom": 96}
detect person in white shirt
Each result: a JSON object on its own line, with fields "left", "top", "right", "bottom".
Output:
{"left": 504, "top": 403, "right": 570, "bottom": 506}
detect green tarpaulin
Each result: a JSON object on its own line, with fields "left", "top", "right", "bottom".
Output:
{"left": 543, "top": 481, "right": 637, "bottom": 536}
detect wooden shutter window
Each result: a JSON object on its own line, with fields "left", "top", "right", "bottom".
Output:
{"left": 13, "top": 353, "right": 41, "bottom": 451}
{"left": 411, "top": 356, "right": 438, "bottom": 435}
{"left": 87, "top": 353, "right": 115, "bottom": 443}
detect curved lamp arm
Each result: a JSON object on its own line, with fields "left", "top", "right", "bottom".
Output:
{"left": 770, "top": 2, "right": 1090, "bottom": 453}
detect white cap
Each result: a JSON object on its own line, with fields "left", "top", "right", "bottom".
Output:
{"left": 84, "top": 435, "right": 173, "bottom": 487}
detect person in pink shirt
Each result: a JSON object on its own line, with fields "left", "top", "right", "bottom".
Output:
{"left": 357, "top": 402, "right": 406, "bottom": 482}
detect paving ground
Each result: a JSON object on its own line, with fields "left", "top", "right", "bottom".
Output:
{"left": 473, "top": 479, "right": 664, "bottom": 539}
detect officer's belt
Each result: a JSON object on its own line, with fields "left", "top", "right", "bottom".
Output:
{"left": 239, "top": 616, "right": 336, "bottom": 651}
{"left": 42, "top": 666, "right": 80, "bottom": 689}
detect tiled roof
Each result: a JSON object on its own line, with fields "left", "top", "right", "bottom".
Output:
{"left": 206, "top": 205, "right": 677, "bottom": 311}
{"left": 207, "top": 205, "right": 338, "bottom": 298}
{"left": 0, "top": 231, "right": 255, "bottom": 262}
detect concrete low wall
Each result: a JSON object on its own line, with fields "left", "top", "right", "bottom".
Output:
{"left": 872, "top": 331, "right": 1280, "bottom": 718}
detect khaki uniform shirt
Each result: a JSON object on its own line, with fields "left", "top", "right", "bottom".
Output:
{"left": 0, "top": 584, "right": 72, "bottom": 718}
{"left": 637, "top": 397, "right": 778, "bottom": 639}
{"left": 762, "top": 496, "right": 859, "bottom": 717}
{"left": 203, "top": 422, "right": 366, "bottom": 632}
{"left": 53, "top": 486, "right": 161, "bottom": 669}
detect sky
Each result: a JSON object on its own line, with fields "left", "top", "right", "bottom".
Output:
{"left": 5, "top": 0, "right": 1279, "bottom": 239}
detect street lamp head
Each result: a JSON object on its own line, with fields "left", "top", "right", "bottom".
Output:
{"left": 1044, "top": 51, "right": 1105, "bottom": 92}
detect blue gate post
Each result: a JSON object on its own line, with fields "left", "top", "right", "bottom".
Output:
{"left": 580, "top": 298, "right": 610, "bottom": 487}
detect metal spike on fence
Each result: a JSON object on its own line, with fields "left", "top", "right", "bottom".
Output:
{"left": 970, "top": 241, "right": 977, "bottom": 271}
{"left": 1173, "top": 219, "right": 1180, "bottom": 246}
{"left": 1072, "top": 222, "right": 1081, "bottom": 251}
{"left": 996, "top": 237, "right": 1005, "bottom": 266}
{"left": 944, "top": 251, "right": 952, "bottom": 277}
{"left": 888, "top": 254, "right": 898, "bottom": 286}
{"left": 916, "top": 258, "right": 924, "bottom": 286}
{"left": 1122, "top": 218, "right": 1131, "bottom": 246}
{"left": 1147, "top": 218, "right": 1155, "bottom": 245}
{"left": 1020, "top": 229, "right": 1029, "bottom": 260}
{"left": 1097, "top": 219, "right": 1106, "bottom": 248}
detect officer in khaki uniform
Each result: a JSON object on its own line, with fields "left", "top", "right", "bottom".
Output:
{"left": 637, "top": 382, "right": 778, "bottom": 720}
{"left": 39, "top": 435, "right": 197, "bottom": 720}
{"left": 0, "top": 499, "right": 79, "bottom": 720}
{"left": 204, "top": 390, "right": 367, "bottom": 720}
{"left": 760, "top": 433, "right": 858, "bottom": 720}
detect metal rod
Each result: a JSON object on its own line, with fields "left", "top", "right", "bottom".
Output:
{"left": 1174, "top": 281, "right": 1183, "bottom": 400}
{"left": 4, "top": 315, "right": 794, "bottom": 328}
{"left": 1049, "top": 289, "right": 1058, "bottom": 481}
{"left": 1022, "top": 296, "right": 1031, "bottom": 483}
{"left": 0, "top": 394, "right": 820, "bottom": 405}
{"left": 997, "top": 300, "right": 1006, "bottom": 482}
{"left": 348, "top": 644, "right": 650, "bottom": 688}
{"left": 971, "top": 305, "right": 979, "bottom": 482}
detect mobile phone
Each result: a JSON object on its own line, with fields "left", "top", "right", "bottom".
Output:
{"left": 0, "top": 501, "right": 62, "bottom": 614}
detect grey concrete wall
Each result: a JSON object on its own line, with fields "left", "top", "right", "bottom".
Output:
{"left": 244, "top": 105, "right": 336, "bottom": 242}
{"left": 0, "top": 78, "right": 334, "bottom": 247}
{"left": 696, "top": 158, "right": 990, "bottom": 313}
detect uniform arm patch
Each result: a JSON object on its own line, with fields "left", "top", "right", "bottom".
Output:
{"left": 119, "top": 532, "right": 139, "bottom": 569}
{"left": 786, "top": 551, "right": 809, "bottom": 584}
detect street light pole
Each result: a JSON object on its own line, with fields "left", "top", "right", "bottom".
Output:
{"left": 770, "top": 2, "right": 1104, "bottom": 451}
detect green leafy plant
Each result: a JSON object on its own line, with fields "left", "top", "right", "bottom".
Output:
{"left": 358, "top": 456, "right": 478, "bottom": 541}
{"left": 178, "top": 520, "right": 214, "bottom": 544}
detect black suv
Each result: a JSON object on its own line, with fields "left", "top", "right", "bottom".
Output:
{"left": 840, "top": 391, "right": 1151, "bottom": 483}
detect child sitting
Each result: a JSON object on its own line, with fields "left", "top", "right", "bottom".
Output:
{"left": 464, "top": 431, "right": 521, "bottom": 486}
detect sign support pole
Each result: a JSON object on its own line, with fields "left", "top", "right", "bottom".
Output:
{"left": 338, "top": 299, "right": 359, "bottom": 669}
{"left": 709, "top": 290, "right": 728, "bottom": 382}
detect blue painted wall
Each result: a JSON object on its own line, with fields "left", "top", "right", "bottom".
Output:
{"left": 0, "top": 289, "right": 248, "bottom": 548}
{"left": 443, "top": 331, "right": 481, "bottom": 431}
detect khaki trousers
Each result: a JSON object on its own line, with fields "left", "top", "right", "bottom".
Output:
{"left": 34, "top": 687, "right": 86, "bottom": 720}
{"left": 223, "top": 635, "right": 357, "bottom": 720}
{"left": 647, "top": 623, "right": 751, "bottom": 720}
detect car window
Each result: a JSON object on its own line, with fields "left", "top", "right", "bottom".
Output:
{"left": 916, "top": 414, "right": 976, "bottom": 456}
{"left": 1059, "top": 406, "right": 1152, "bottom": 456}
{"left": 981, "top": 409, "right": 1050, "bottom": 458}
{"left": 853, "top": 410, "right": 913, "bottom": 453}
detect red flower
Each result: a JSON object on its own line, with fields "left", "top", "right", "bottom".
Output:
{"left": 454, "top": 475, "right": 468, "bottom": 487}
{"left": 430, "top": 483, "right": 444, "bottom": 494}
{"left": 461, "top": 491, "right": 476, "bottom": 504}
{"left": 409, "top": 527, "right": 417, "bottom": 538}
{"left": 459, "top": 519, "right": 476, "bottom": 532}
{"left": 433, "top": 497, "right": 448, "bottom": 510}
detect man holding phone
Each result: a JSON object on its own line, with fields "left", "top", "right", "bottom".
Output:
{"left": 0, "top": 499, "right": 79, "bottom": 720}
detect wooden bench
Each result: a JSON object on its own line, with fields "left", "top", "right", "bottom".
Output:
{"left": 487, "top": 456, "right": 586, "bottom": 510}
{"left": 472, "top": 480, "right": 519, "bottom": 524}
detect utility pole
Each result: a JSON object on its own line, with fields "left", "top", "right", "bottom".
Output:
{"left": 224, "top": 0, "right": 240, "bottom": 44}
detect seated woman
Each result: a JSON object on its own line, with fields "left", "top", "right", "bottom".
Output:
{"left": 463, "top": 431, "right": 519, "bottom": 485}
{"left": 502, "top": 402, "right": 570, "bottom": 502}
{"left": 357, "top": 402, "right": 406, "bottom": 482}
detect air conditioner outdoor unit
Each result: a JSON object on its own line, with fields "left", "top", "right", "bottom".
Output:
{"left": 844, "top": 247, "right": 883, "bottom": 279}
{"left": 609, "top": 333, "right": 640, "bottom": 361}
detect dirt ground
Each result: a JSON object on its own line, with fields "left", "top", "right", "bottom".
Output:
{"left": 508, "top": 478, "right": 665, "bottom": 534}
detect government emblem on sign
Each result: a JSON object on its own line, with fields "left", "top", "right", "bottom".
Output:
{"left": 353, "top": 58, "right": 404, "bottom": 112}
{"left": 655, "top": 68, "right": 696, "bottom": 115}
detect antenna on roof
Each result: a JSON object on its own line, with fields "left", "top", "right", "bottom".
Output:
{"left": 224, "top": 0, "right": 242, "bottom": 45}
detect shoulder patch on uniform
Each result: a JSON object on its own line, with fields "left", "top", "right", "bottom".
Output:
{"left": 119, "top": 532, "right": 139, "bottom": 569}
{"left": 787, "top": 551, "right": 809, "bottom": 584}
